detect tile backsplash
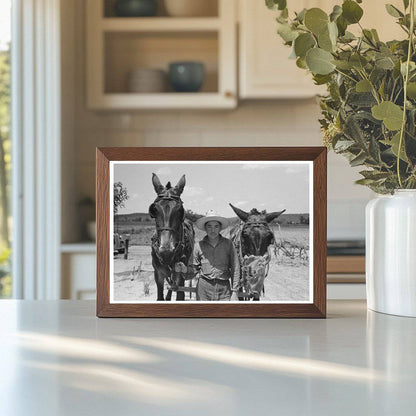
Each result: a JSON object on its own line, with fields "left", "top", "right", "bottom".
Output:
{"left": 71, "top": 100, "right": 373, "bottom": 242}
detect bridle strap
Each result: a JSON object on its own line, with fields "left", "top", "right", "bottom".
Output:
{"left": 156, "top": 226, "right": 178, "bottom": 232}
{"left": 153, "top": 194, "right": 183, "bottom": 234}
{"left": 155, "top": 194, "right": 181, "bottom": 202}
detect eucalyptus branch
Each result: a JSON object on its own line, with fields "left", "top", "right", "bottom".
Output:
{"left": 393, "top": 86, "right": 404, "bottom": 104}
{"left": 358, "top": 69, "right": 381, "bottom": 104}
{"left": 267, "top": 0, "right": 416, "bottom": 193}
{"left": 390, "top": 79, "right": 398, "bottom": 102}
{"left": 358, "top": 22, "right": 378, "bottom": 49}
{"left": 334, "top": 68, "right": 358, "bottom": 83}
{"left": 397, "top": 0, "right": 415, "bottom": 188}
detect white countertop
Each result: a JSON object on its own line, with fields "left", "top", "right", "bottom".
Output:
{"left": 0, "top": 300, "right": 415, "bottom": 415}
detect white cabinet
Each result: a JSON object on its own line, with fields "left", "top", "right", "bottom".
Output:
{"left": 238, "top": 0, "right": 404, "bottom": 99}
{"left": 61, "top": 244, "right": 96, "bottom": 300}
{"left": 239, "top": 0, "right": 323, "bottom": 99}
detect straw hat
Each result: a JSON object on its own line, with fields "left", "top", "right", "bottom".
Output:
{"left": 196, "top": 210, "right": 229, "bottom": 231}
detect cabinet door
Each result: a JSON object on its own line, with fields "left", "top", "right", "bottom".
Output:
{"left": 239, "top": 0, "right": 404, "bottom": 99}
{"left": 239, "top": 0, "right": 321, "bottom": 99}
{"left": 62, "top": 253, "right": 96, "bottom": 300}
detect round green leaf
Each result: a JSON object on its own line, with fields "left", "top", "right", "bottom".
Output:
{"left": 266, "top": 0, "right": 287, "bottom": 11}
{"left": 336, "top": 15, "right": 348, "bottom": 36}
{"left": 328, "top": 21, "right": 338, "bottom": 43}
{"left": 277, "top": 23, "right": 299, "bottom": 42}
{"left": 333, "top": 59, "right": 353, "bottom": 70}
{"left": 407, "top": 82, "right": 416, "bottom": 99}
{"left": 330, "top": 5, "right": 343, "bottom": 22}
{"left": 342, "top": 0, "right": 363, "bottom": 24}
{"left": 350, "top": 53, "right": 368, "bottom": 69}
{"left": 318, "top": 32, "right": 333, "bottom": 52}
{"left": 317, "top": 22, "right": 338, "bottom": 52}
{"left": 371, "top": 101, "right": 403, "bottom": 131}
{"left": 294, "top": 33, "right": 315, "bottom": 57}
{"left": 385, "top": 4, "right": 403, "bottom": 18}
{"left": 356, "top": 79, "right": 372, "bottom": 92}
{"left": 382, "top": 133, "right": 409, "bottom": 162}
{"left": 296, "top": 57, "right": 307, "bottom": 69}
{"left": 306, "top": 48, "right": 335, "bottom": 75}
{"left": 304, "top": 8, "right": 329, "bottom": 35}
{"left": 375, "top": 57, "right": 395, "bottom": 70}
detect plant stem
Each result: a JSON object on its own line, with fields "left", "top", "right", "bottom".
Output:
{"left": 358, "top": 69, "right": 380, "bottom": 104}
{"left": 397, "top": 0, "right": 415, "bottom": 188}
{"left": 334, "top": 68, "right": 357, "bottom": 83}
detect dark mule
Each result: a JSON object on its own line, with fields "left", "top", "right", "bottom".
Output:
{"left": 149, "top": 174, "right": 194, "bottom": 301}
{"left": 229, "top": 204, "right": 285, "bottom": 300}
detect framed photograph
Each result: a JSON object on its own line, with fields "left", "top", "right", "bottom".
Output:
{"left": 96, "top": 147, "right": 326, "bottom": 318}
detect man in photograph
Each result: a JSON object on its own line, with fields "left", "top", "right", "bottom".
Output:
{"left": 176, "top": 210, "right": 240, "bottom": 301}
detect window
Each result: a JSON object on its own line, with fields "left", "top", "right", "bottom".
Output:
{"left": 0, "top": 0, "right": 11, "bottom": 298}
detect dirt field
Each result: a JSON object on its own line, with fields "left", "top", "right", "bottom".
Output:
{"left": 113, "top": 226, "right": 310, "bottom": 302}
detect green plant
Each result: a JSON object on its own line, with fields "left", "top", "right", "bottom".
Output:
{"left": 114, "top": 182, "right": 129, "bottom": 214}
{"left": 0, "top": 244, "right": 11, "bottom": 298}
{"left": 266, "top": 0, "right": 416, "bottom": 193}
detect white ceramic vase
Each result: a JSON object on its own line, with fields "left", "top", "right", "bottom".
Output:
{"left": 366, "top": 190, "right": 416, "bottom": 317}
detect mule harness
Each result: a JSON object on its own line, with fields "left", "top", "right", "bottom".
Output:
{"left": 231, "top": 221, "right": 273, "bottom": 297}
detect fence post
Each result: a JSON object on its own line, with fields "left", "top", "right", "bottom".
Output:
{"left": 124, "top": 237, "right": 129, "bottom": 260}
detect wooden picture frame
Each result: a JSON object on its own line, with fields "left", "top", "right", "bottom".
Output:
{"left": 96, "top": 147, "right": 327, "bottom": 318}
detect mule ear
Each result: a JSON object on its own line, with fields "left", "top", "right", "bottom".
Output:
{"left": 174, "top": 174, "right": 186, "bottom": 195}
{"left": 265, "top": 209, "right": 286, "bottom": 223}
{"left": 229, "top": 203, "right": 249, "bottom": 222}
{"left": 152, "top": 173, "right": 164, "bottom": 194}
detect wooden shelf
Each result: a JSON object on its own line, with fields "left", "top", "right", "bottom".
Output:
{"left": 327, "top": 256, "right": 365, "bottom": 274}
{"left": 61, "top": 243, "right": 96, "bottom": 254}
{"left": 89, "top": 92, "right": 235, "bottom": 110}
{"left": 101, "top": 17, "right": 221, "bottom": 32}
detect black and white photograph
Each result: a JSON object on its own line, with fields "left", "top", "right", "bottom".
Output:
{"left": 110, "top": 161, "right": 313, "bottom": 303}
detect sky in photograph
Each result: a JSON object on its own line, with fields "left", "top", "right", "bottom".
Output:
{"left": 0, "top": 0, "right": 11, "bottom": 50}
{"left": 114, "top": 162, "right": 311, "bottom": 217}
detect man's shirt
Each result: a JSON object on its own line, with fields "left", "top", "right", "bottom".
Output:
{"left": 192, "top": 235, "right": 240, "bottom": 291}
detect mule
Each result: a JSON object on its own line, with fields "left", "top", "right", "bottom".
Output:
{"left": 149, "top": 173, "right": 194, "bottom": 301}
{"left": 229, "top": 204, "right": 285, "bottom": 300}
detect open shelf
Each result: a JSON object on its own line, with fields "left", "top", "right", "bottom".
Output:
{"left": 86, "top": 0, "right": 236, "bottom": 109}
{"left": 103, "top": 0, "right": 219, "bottom": 18}
{"left": 61, "top": 242, "right": 96, "bottom": 254}
{"left": 104, "top": 31, "right": 218, "bottom": 94}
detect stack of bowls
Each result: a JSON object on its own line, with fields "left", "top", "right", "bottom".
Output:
{"left": 127, "top": 68, "right": 167, "bottom": 93}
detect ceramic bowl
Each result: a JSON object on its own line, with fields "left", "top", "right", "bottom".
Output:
{"left": 168, "top": 62, "right": 205, "bottom": 92}
{"left": 114, "top": 0, "right": 158, "bottom": 17}
{"left": 127, "top": 68, "right": 167, "bottom": 93}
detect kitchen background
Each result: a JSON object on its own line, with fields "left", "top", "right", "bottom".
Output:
{"left": 60, "top": 0, "right": 401, "bottom": 300}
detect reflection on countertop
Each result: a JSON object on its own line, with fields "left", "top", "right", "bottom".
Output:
{"left": 0, "top": 300, "right": 415, "bottom": 415}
